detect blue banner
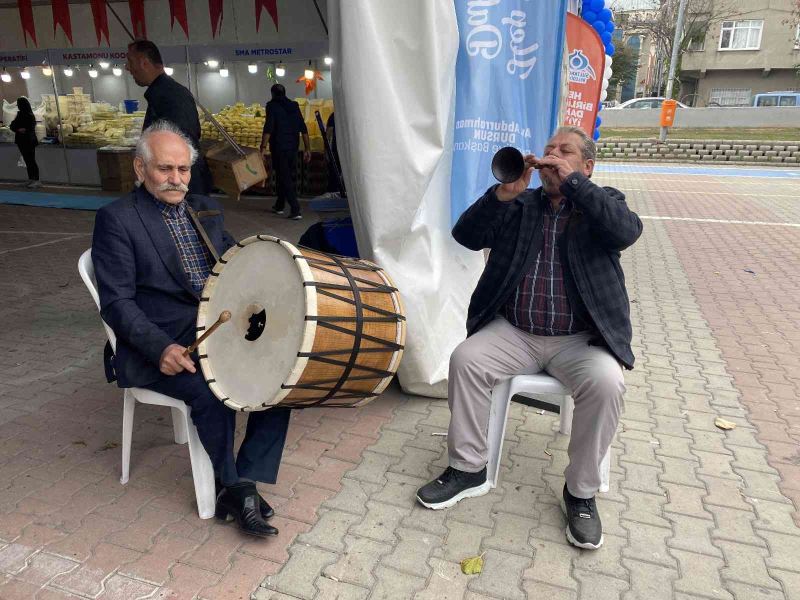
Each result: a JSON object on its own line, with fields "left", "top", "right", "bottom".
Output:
{"left": 451, "top": 0, "right": 567, "bottom": 223}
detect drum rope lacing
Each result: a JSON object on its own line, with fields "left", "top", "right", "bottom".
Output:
{"left": 279, "top": 251, "right": 406, "bottom": 408}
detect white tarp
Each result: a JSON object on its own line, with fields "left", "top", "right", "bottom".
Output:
{"left": 328, "top": 1, "right": 485, "bottom": 398}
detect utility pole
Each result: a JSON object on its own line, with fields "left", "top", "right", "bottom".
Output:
{"left": 659, "top": 0, "right": 688, "bottom": 142}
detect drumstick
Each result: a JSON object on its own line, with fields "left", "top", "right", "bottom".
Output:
{"left": 185, "top": 310, "right": 231, "bottom": 356}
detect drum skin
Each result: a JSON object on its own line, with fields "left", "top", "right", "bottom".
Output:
{"left": 197, "top": 235, "right": 406, "bottom": 411}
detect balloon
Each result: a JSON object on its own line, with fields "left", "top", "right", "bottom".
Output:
{"left": 602, "top": 78, "right": 609, "bottom": 91}
{"left": 606, "top": 43, "right": 616, "bottom": 55}
{"left": 599, "top": 8, "right": 612, "bottom": 21}
{"left": 596, "top": 116, "right": 602, "bottom": 127}
{"left": 590, "top": 0, "right": 604, "bottom": 12}
{"left": 606, "top": 21, "right": 615, "bottom": 34}
{"left": 604, "top": 65, "right": 613, "bottom": 79}
{"left": 601, "top": 31, "right": 613, "bottom": 45}
{"left": 606, "top": 55, "right": 613, "bottom": 66}
{"left": 600, "top": 89, "right": 608, "bottom": 102}
{"left": 593, "top": 20, "right": 606, "bottom": 34}
{"left": 598, "top": 103, "right": 603, "bottom": 111}
{"left": 593, "top": 129, "right": 601, "bottom": 141}
{"left": 582, "top": 10, "right": 597, "bottom": 23}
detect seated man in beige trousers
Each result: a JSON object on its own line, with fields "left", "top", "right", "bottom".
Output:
{"left": 416, "top": 127, "right": 642, "bottom": 550}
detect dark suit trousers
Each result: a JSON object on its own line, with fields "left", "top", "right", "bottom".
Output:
{"left": 17, "top": 143, "right": 39, "bottom": 180}
{"left": 272, "top": 149, "right": 300, "bottom": 216}
{"left": 189, "top": 157, "right": 213, "bottom": 196}
{"left": 143, "top": 369, "right": 291, "bottom": 487}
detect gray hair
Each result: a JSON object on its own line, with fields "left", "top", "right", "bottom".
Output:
{"left": 135, "top": 120, "right": 198, "bottom": 166}
{"left": 553, "top": 126, "right": 596, "bottom": 162}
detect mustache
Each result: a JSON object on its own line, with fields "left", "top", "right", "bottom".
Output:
{"left": 156, "top": 181, "right": 189, "bottom": 193}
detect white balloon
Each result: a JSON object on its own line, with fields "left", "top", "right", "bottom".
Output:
{"left": 600, "top": 89, "right": 608, "bottom": 102}
{"left": 606, "top": 55, "right": 613, "bottom": 66}
{"left": 604, "top": 65, "right": 613, "bottom": 79}
{"left": 602, "top": 78, "right": 609, "bottom": 91}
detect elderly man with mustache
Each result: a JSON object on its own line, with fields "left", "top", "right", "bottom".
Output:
{"left": 91, "top": 121, "right": 290, "bottom": 538}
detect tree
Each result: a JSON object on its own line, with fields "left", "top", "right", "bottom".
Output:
{"left": 610, "top": 0, "right": 740, "bottom": 99}
{"left": 607, "top": 43, "right": 639, "bottom": 97}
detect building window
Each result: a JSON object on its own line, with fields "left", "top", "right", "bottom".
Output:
{"left": 709, "top": 88, "right": 752, "bottom": 107}
{"left": 719, "top": 20, "right": 763, "bottom": 50}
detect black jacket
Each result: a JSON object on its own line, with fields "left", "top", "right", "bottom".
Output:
{"left": 10, "top": 111, "right": 37, "bottom": 148}
{"left": 143, "top": 73, "right": 211, "bottom": 194}
{"left": 453, "top": 172, "right": 642, "bottom": 369}
{"left": 263, "top": 96, "right": 307, "bottom": 152}
{"left": 92, "top": 186, "right": 236, "bottom": 387}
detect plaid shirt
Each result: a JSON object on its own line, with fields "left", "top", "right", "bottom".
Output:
{"left": 504, "top": 198, "right": 585, "bottom": 336}
{"left": 153, "top": 197, "right": 213, "bottom": 293}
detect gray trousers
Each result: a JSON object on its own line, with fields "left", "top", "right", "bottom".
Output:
{"left": 447, "top": 317, "right": 625, "bottom": 498}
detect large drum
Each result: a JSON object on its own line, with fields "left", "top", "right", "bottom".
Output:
{"left": 197, "top": 235, "right": 406, "bottom": 411}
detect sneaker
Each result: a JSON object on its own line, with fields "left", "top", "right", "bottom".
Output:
{"left": 288, "top": 213, "right": 303, "bottom": 221}
{"left": 416, "top": 466, "right": 490, "bottom": 510}
{"left": 561, "top": 484, "right": 603, "bottom": 549}
{"left": 29, "top": 180, "right": 43, "bottom": 188}
{"left": 271, "top": 206, "right": 284, "bottom": 215}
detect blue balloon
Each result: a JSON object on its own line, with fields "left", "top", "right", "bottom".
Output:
{"left": 593, "top": 129, "right": 601, "bottom": 141}
{"left": 606, "top": 21, "right": 615, "bottom": 34}
{"left": 593, "top": 20, "right": 606, "bottom": 34}
{"left": 596, "top": 116, "right": 602, "bottom": 128}
{"left": 599, "top": 8, "right": 613, "bottom": 22}
{"left": 598, "top": 103, "right": 603, "bottom": 112}
{"left": 601, "top": 31, "right": 612, "bottom": 45}
{"left": 590, "top": 0, "right": 604, "bottom": 12}
{"left": 582, "top": 10, "right": 597, "bottom": 23}
{"left": 606, "top": 42, "right": 616, "bottom": 55}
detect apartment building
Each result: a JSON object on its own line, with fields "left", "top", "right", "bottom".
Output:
{"left": 680, "top": 0, "right": 799, "bottom": 106}
{"left": 612, "top": 0, "right": 799, "bottom": 106}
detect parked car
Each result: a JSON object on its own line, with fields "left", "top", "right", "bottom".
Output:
{"left": 606, "top": 97, "right": 689, "bottom": 110}
{"left": 753, "top": 91, "right": 800, "bottom": 107}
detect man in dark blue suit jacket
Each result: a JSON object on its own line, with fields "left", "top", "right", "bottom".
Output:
{"left": 92, "top": 121, "right": 287, "bottom": 538}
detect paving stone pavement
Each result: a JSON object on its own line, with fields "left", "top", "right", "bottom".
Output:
{"left": 0, "top": 164, "right": 799, "bottom": 600}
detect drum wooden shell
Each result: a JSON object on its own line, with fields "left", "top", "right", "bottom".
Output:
{"left": 197, "top": 235, "right": 406, "bottom": 411}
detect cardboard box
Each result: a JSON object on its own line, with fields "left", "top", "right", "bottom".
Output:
{"left": 97, "top": 147, "right": 136, "bottom": 192}
{"left": 205, "top": 143, "right": 267, "bottom": 200}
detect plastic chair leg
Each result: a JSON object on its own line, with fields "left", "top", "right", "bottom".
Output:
{"left": 486, "top": 379, "right": 512, "bottom": 489}
{"left": 121, "top": 390, "right": 135, "bottom": 485}
{"left": 184, "top": 413, "right": 217, "bottom": 519}
{"left": 559, "top": 395, "right": 574, "bottom": 436}
{"left": 599, "top": 446, "right": 611, "bottom": 493}
{"left": 171, "top": 407, "right": 188, "bottom": 444}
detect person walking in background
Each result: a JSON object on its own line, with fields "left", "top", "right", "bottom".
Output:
{"left": 126, "top": 39, "right": 213, "bottom": 195}
{"left": 260, "top": 84, "right": 311, "bottom": 220}
{"left": 10, "top": 97, "right": 41, "bottom": 189}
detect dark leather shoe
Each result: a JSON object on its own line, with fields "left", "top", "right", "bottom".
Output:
{"left": 215, "top": 483, "right": 278, "bottom": 538}
{"left": 216, "top": 480, "right": 274, "bottom": 520}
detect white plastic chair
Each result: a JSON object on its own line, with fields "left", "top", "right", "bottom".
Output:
{"left": 487, "top": 373, "right": 610, "bottom": 493}
{"left": 78, "top": 249, "right": 216, "bottom": 519}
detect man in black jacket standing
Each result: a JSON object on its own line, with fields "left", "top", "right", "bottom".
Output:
{"left": 126, "top": 40, "right": 213, "bottom": 195}
{"left": 260, "top": 84, "right": 311, "bottom": 220}
{"left": 416, "top": 127, "right": 643, "bottom": 551}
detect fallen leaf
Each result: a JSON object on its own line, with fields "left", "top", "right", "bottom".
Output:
{"left": 96, "top": 441, "right": 119, "bottom": 452}
{"left": 714, "top": 417, "right": 736, "bottom": 431}
{"left": 544, "top": 449, "right": 552, "bottom": 456}
{"left": 460, "top": 555, "right": 484, "bottom": 575}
